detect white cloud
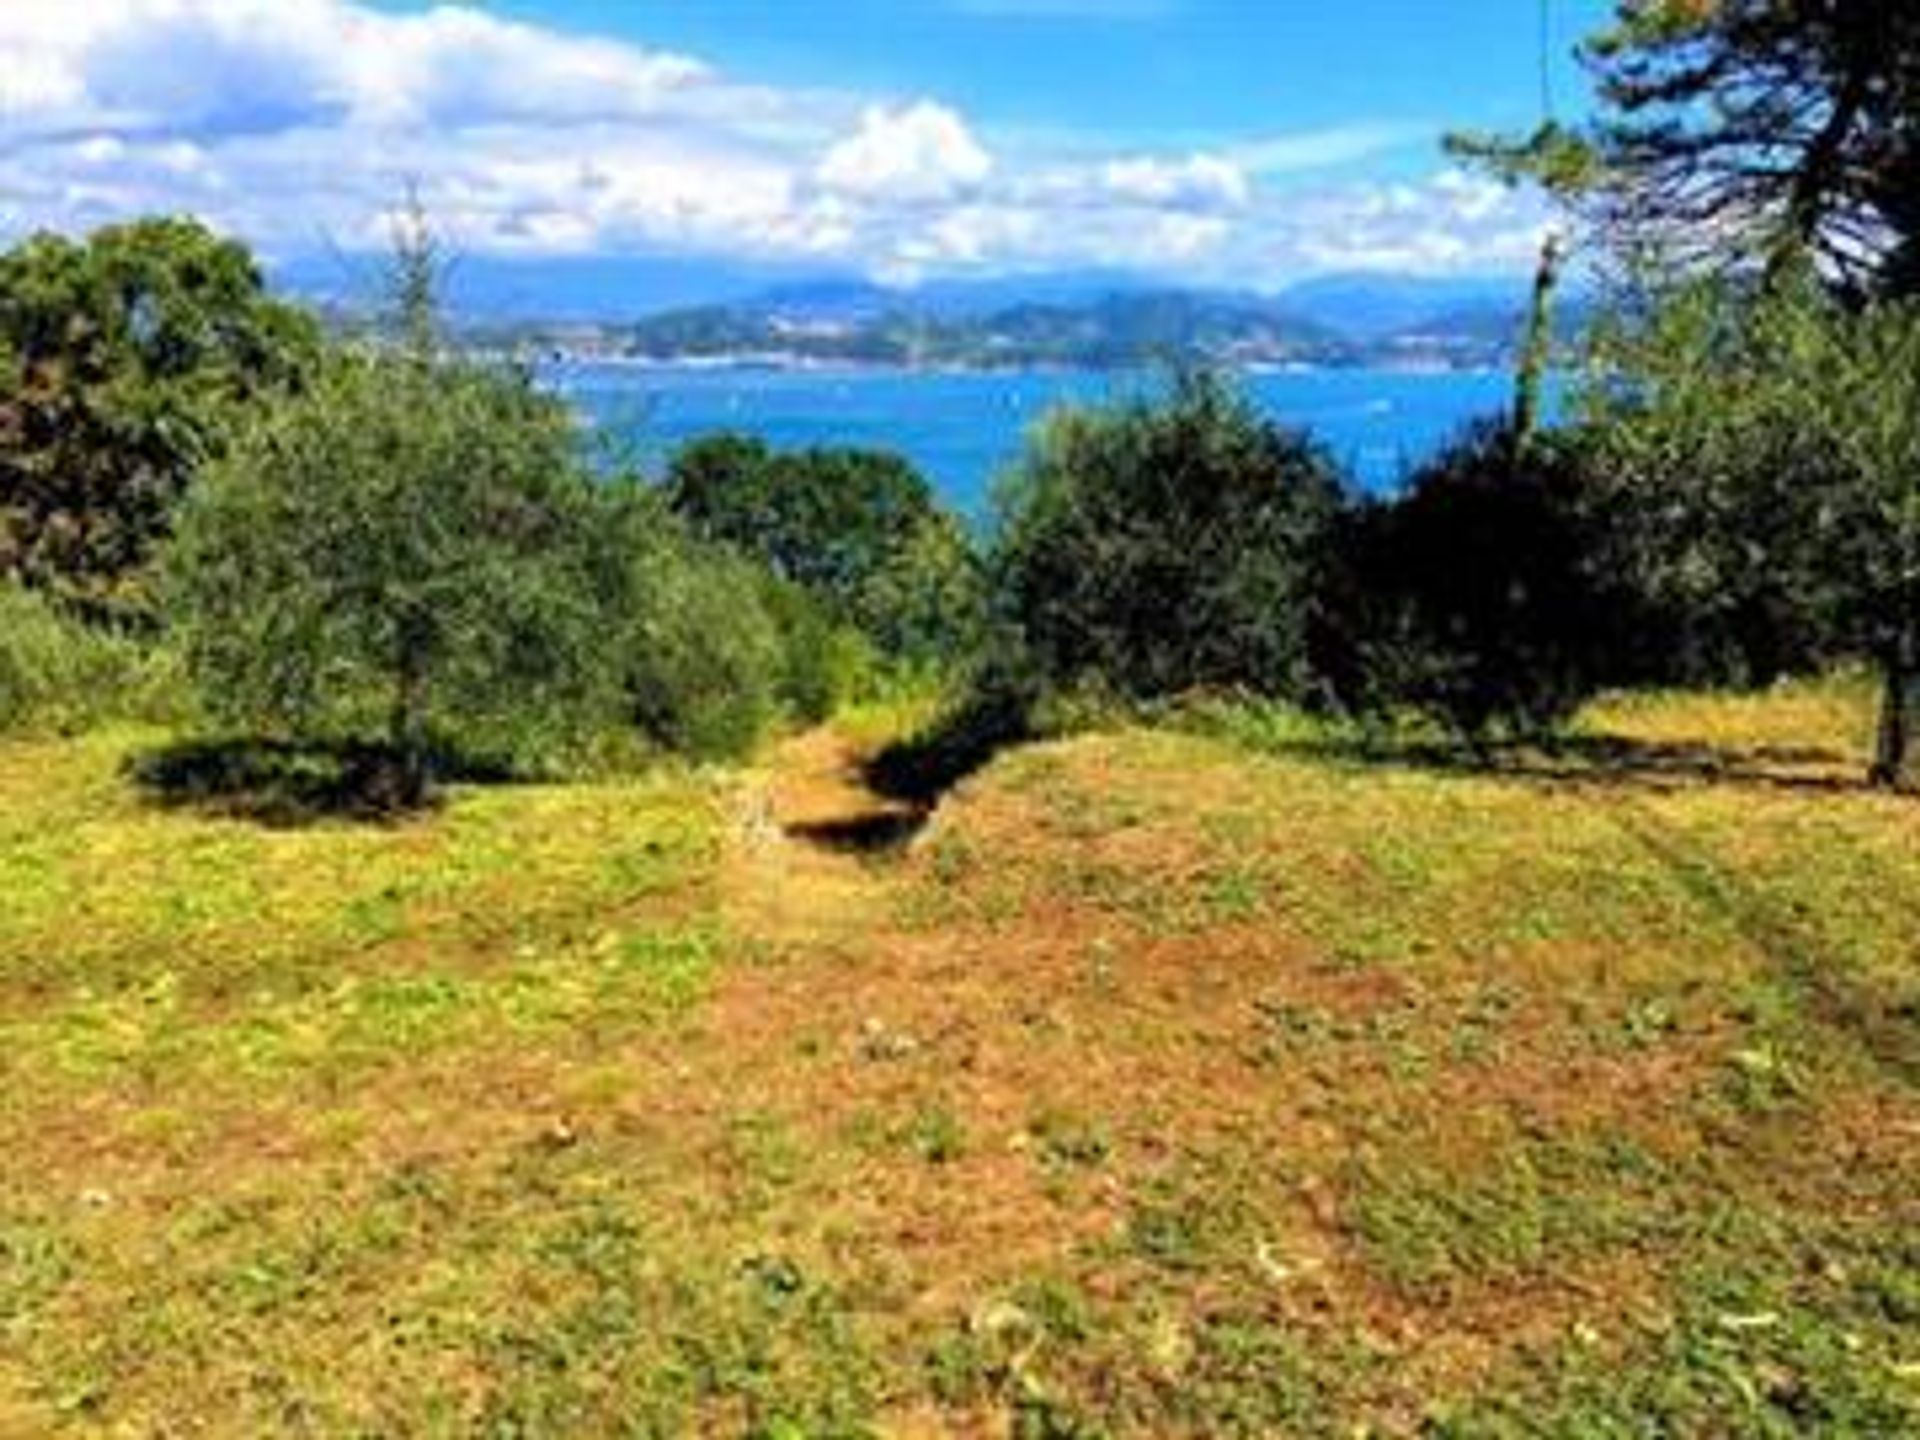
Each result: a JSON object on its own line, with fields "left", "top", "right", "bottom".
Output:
{"left": 1279, "top": 171, "right": 1550, "bottom": 278}
{"left": 0, "top": 0, "right": 1547, "bottom": 286}
{"left": 1429, "top": 167, "right": 1510, "bottom": 223}
{"left": 1100, "top": 153, "right": 1247, "bottom": 209}
{"left": 0, "top": 0, "right": 709, "bottom": 135}
{"left": 816, "top": 102, "right": 992, "bottom": 202}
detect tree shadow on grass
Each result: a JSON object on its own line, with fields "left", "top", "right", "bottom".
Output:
{"left": 125, "top": 737, "right": 518, "bottom": 827}
{"left": 862, "top": 691, "right": 1033, "bottom": 810}
{"left": 1610, "top": 803, "right": 1920, "bottom": 1082}
{"left": 1270, "top": 731, "right": 1895, "bottom": 800}
{"left": 782, "top": 809, "right": 931, "bottom": 856}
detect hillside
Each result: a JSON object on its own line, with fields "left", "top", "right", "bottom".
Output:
{"left": 316, "top": 266, "right": 1566, "bottom": 370}
{"left": 3, "top": 683, "right": 1920, "bottom": 1436}
{"left": 1, "top": 681, "right": 1915, "bottom": 1434}
{"left": 614, "top": 289, "right": 1355, "bottom": 370}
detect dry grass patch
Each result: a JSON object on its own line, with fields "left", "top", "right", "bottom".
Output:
{"left": 3, "top": 682, "right": 1917, "bottom": 1434}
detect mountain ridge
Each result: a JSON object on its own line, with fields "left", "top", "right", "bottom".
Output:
{"left": 273, "top": 255, "right": 1583, "bottom": 369}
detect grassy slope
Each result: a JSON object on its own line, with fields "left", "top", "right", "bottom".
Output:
{"left": 1, "top": 688, "right": 1916, "bottom": 1436}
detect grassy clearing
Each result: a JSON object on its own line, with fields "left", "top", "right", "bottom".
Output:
{"left": 3, "top": 686, "right": 1918, "bottom": 1434}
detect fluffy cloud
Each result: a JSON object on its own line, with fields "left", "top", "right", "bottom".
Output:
{"left": 816, "top": 102, "right": 992, "bottom": 202}
{"left": 1100, "top": 154, "right": 1248, "bottom": 209}
{"left": 1282, "top": 168, "right": 1550, "bottom": 275}
{"left": 0, "top": 0, "right": 1548, "bottom": 286}
{"left": 0, "top": 0, "right": 709, "bottom": 134}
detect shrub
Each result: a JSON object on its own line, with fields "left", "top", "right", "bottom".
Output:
{"left": 610, "top": 520, "right": 785, "bottom": 763}
{"left": 993, "top": 368, "right": 1344, "bottom": 702}
{"left": 664, "top": 433, "right": 981, "bottom": 669}
{"left": 854, "top": 510, "right": 989, "bottom": 671}
{"left": 756, "top": 574, "right": 880, "bottom": 725}
{"left": 1314, "top": 422, "right": 1626, "bottom": 738}
{"left": 0, "top": 583, "right": 166, "bottom": 733}
{"left": 164, "top": 354, "right": 607, "bottom": 801}
{"left": 592, "top": 482, "right": 885, "bottom": 762}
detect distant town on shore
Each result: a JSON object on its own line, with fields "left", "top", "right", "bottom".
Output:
{"left": 295, "top": 265, "right": 1590, "bottom": 372}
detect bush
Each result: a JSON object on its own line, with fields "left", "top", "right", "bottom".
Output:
{"left": 590, "top": 482, "right": 883, "bottom": 763}
{"left": 664, "top": 432, "right": 982, "bottom": 669}
{"left": 993, "top": 368, "right": 1344, "bottom": 701}
{"left": 608, "top": 517, "right": 785, "bottom": 763}
{"left": 854, "top": 510, "right": 989, "bottom": 671}
{"left": 164, "top": 354, "right": 608, "bottom": 801}
{"left": 758, "top": 575, "right": 880, "bottom": 725}
{"left": 1313, "top": 422, "right": 1628, "bottom": 738}
{"left": 0, "top": 584, "right": 167, "bottom": 733}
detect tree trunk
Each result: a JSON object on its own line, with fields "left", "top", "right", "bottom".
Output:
{"left": 390, "top": 626, "right": 430, "bottom": 809}
{"left": 1870, "top": 643, "right": 1911, "bottom": 788}
{"left": 1512, "top": 230, "right": 1563, "bottom": 448}
{"left": 1774, "top": 62, "right": 1869, "bottom": 277}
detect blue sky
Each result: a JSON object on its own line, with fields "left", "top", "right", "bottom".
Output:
{"left": 0, "top": 0, "right": 1615, "bottom": 287}
{"left": 440, "top": 0, "right": 1607, "bottom": 163}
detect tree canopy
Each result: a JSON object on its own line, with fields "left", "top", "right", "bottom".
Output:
{"left": 165, "top": 354, "right": 607, "bottom": 803}
{"left": 1585, "top": 275, "right": 1920, "bottom": 782}
{"left": 1315, "top": 422, "right": 1628, "bottom": 738}
{"left": 1454, "top": 1, "right": 1920, "bottom": 294}
{"left": 664, "top": 435, "right": 940, "bottom": 625}
{"left": 0, "top": 218, "right": 320, "bottom": 619}
{"left": 994, "top": 369, "right": 1343, "bottom": 701}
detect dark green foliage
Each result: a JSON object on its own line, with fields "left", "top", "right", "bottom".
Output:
{"left": 1454, "top": 3, "right": 1920, "bottom": 297}
{"left": 0, "top": 218, "right": 320, "bottom": 619}
{"left": 590, "top": 484, "right": 785, "bottom": 762}
{"left": 993, "top": 368, "right": 1343, "bottom": 701}
{"left": 1581, "top": 0, "right": 1920, "bottom": 295}
{"left": 1315, "top": 422, "right": 1628, "bottom": 738}
{"left": 164, "top": 355, "right": 607, "bottom": 802}
{"left": 664, "top": 433, "right": 981, "bottom": 665}
{"left": 666, "top": 434, "right": 931, "bottom": 612}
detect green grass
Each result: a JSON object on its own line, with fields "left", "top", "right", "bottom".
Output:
{"left": 2, "top": 683, "right": 1917, "bottom": 1434}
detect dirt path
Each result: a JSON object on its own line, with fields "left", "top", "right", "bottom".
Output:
{"left": 719, "top": 727, "right": 928, "bottom": 952}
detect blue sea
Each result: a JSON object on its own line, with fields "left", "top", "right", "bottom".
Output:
{"left": 548, "top": 364, "right": 1530, "bottom": 519}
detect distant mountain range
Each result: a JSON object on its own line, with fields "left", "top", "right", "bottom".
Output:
{"left": 274, "top": 254, "right": 1586, "bottom": 370}
{"left": 596, "top": 277, "right": 1589, "bottom": 370}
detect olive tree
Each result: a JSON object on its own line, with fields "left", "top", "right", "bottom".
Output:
{"left": 165, "top": 354, "right": 607, "bottom": 803}
{"left": 1587, "top": 277, "right": 1920, "bottom": 784}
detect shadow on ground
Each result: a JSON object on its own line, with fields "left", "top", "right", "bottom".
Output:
{"left": 782, "top": 809, "right": 931, "bottom": 856}
{"left": 126, "top": 737, "right": 517, "bottom": 826}
{"left": 862, "top": 692, "right": 1033, "bottom": 809}
{"left": 1266, "top": 732, "right": 1896, "bottom": 798}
